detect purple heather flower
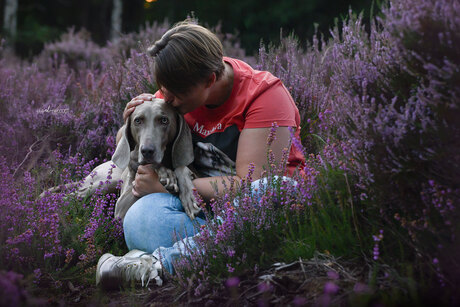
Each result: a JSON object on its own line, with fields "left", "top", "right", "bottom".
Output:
{"left": 327, "top": 271, "right": 340, "bottom": 280}
{"left": 258, "top": 282, "right": 273, "bottom": 293}
{"left": 266, "top": 122, "right": 278, "bottom": 147}
{"left": 292, "top": 296, "right": 308, "bottom": 306}
{"left": 226, "top": 263, "right": 235, "bottom": 273}
{"left": 324, "top": 281, "right": 339, "bottom": 294}
{"left": 353, "top": 282, "right": 372, "bottom": 294}
{"left": 225, "top": 276, "right": 240, "bottom": 288}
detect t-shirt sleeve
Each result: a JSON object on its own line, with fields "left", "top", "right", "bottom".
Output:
{"left": 154, "top": 90, "right": 163, "bottom": 99}
{"left": 244, "top": 82, "right": 298, "bottom": 129}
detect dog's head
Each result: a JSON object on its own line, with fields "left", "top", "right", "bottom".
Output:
{"left": 112, "top": 98, "right": 194, "bottom": 170}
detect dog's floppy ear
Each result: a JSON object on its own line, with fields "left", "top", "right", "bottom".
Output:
{"left": 172, "top": 114, "right": 194, "bottom": 168}
{"left": 112, "top": 119, "right": 135, "bottom": 170}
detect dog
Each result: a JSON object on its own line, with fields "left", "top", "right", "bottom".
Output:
{"left": 112, "top": 98, "right": 200, "bottom": 219}
{"left": 40, "top": 98, "right": 201, "bottom": 221}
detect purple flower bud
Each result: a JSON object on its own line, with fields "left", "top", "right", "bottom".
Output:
{"left": 327, "top": 271, "right": 340, "bottom": 280}
{"left": 225, "top": 277, "right": 240, "bottom": 288}
{"left": 324, "top": 282, "right": 339, "bottom": 294}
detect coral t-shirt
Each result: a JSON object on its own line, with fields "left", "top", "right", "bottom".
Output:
{"left": 156, "top": 57, "right": 304, "bottom": 177}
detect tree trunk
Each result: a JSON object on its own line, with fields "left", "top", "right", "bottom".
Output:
{"left": 3, "top": 0, "right": 18, "bottom": 37}
{"left": 110, "top": 0, "right": 123, "bottom": 41}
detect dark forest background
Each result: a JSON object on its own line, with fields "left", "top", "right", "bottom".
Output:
{"left": 0, "top": 0, "right": 376, "bottom": 57}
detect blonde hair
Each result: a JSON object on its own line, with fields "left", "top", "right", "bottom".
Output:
{"left": 147, "top": 21, "right": 225, "bottom": 96}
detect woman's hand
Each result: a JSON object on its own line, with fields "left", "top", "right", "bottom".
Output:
{"left": 132, "top": 164, "right": 167, "bottom": 198}
{"left": 123, "top": 93, "right": 155, "bottom": 123}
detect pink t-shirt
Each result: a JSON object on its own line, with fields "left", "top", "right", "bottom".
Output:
{"left": 157, "top": 57, "right": 305, "bottom": 177}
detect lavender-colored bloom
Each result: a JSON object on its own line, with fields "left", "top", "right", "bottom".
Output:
{"left": 353, "top": 282, "right": 372, "bottom": 294}
{"left": 258, "top": 282, "right": 273, "bottom": 293}
{"left": 292, "top": 296, "right": 308, "bottom": 306}
{"left": 327, "top": 271, "right": 340, "bottom": 280}
{"left": 225, "top": 276, "right": 240, "bottom": 288}
{"left": 324, "top": 281, "right": 340, "bottom": 295}
{"left": 266, "top": 122, "right": 278, "bottom": 147}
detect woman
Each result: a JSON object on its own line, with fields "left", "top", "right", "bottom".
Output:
{"left": 96, "top": 21, "right": 304, "bottom": 289}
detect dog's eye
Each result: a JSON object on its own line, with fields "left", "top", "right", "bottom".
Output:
{"left": 134, "top": 118, "right": 142, "bottom": 125}
{"left": 159, "top": 116, "right": 169, "bottom": 125}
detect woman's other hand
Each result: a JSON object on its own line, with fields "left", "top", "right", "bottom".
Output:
{"left": 123, "top": 93, "right": 155, "bottom": 123}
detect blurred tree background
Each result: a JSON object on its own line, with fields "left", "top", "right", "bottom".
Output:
{"left": 1, "top": 0, "right": 375, "bottom": 58}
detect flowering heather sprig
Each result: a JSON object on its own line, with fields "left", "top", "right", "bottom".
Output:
{"left": 420, "top": 180, "right": 456, "bottom": 231}
{"left": 33, "top": 268, "right": 42, "bottom": 285}
{"left": 372, "top": 230, "right": 384, "bottom": 261}
{"left": 65, "top": 248, "right": 75, "bottom": 264}
{"left": 289, "top": 126, "right": 306, "bottom": 156}
{"left": 432, "top": 258, "right": 446, "bottom": 288}
{"left": 266, "top": 122, "right": 278, "bottom": 147}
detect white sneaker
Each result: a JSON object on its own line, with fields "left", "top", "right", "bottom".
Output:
{"left": 96, "top": 249, "right": 163, "bottom": 290}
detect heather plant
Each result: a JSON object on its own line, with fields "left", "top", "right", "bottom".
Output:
{"left": 38, "top": 28, "right": 110, "bottom": 71}
{"left": 171, "top": 124, "right": 372, "bottom": 297}
{"left": 323, "top": 0, "right": 459, "bottom": 287}
{"left": 0, "top": 148, "right": 125, "bottom": 288}
{"left": 262, "top": 0, "right": 457, "bottom": 287}
{"left": 105, "top": 20, "right": 171, "bottom": 61}
{"left": 256, "top": 34, "right": 330, "bottom": 155}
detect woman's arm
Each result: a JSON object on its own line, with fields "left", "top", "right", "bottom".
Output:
{"left": 193, "top": 126, "right": 292, "bottom": 201}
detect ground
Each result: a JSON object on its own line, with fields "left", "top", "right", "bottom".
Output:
{"left": 34, "top": 253, "right": 383, "bottom": 306}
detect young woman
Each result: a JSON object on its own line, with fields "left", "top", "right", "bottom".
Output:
{"left": 96, "top": 21, "right": 304, "bottom": 289}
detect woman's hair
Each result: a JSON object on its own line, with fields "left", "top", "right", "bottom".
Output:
{"left": 147, "top": 21, "right": 225, "bottom": 97}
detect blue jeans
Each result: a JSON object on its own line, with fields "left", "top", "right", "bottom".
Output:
{"left": 123, "top": 177, "right": 295, "bottom": 274}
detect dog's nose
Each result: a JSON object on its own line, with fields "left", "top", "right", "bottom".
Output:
{"left": 141, "top": 145, "right": 155, "bottom": 160}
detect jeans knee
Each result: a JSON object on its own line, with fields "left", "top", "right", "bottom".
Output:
{"left": 124, "top": 193, "right": 181, "bottom": 228}
{"left": 123, "top": 193, "right": 204, "bottom": 252}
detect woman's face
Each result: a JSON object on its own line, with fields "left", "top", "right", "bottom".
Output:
{"left": 160, "top": 82, "right": 210, "bottom": 115}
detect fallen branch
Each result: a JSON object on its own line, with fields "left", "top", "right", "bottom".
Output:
{"left": 13, "top": 135, "right": 50, "bottom": 177}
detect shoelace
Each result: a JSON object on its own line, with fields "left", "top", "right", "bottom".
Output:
{"left": 121, "top": 255, "right": 163, "bottom": 287}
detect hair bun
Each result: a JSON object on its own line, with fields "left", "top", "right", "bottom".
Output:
{"left": 147, "top": 39, "right": 165, "bottom": 56}
{"left": 147, "top": 28, "right": 178, "bottom": 56}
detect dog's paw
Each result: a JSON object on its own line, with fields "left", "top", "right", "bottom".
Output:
{"left": 174, "top": 166, "right": 201, "bottom": 219}
{"left": 181, "top": 191, "right": 201, "bottom": 220}
{"left": 157, "top": 166, "right": 178, "bottom": 193}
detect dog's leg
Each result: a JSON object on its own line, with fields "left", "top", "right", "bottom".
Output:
{"left": 157, "top": 166, "right": 178, "bottom": 193}
{"left": 114, "top": 190, "right": 139, "bottom": 220}
{"left": 38, "top": 160, "right": 123, "bottom": 199}
{"left": 174, "top": 166, "right": 201, "bottom": 219}
{"left": 114, "top": 168, "right": 138, "bottom": 221}
{"left": 76, "top": 161, "right": 123, "bottom": 198}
